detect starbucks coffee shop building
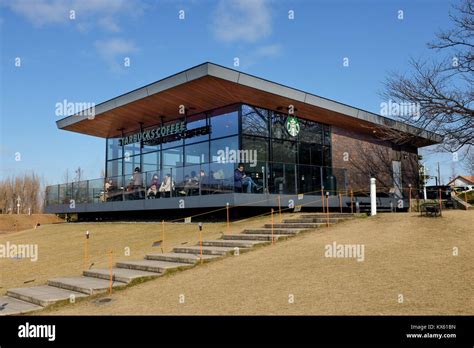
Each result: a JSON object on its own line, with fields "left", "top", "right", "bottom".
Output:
{"left": 45, "top": 62, "right": 441, "bottom": 217}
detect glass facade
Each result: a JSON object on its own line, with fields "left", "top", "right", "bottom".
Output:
{"left": 104, "top": 103, "right": 334, "bottom": 195}
{"left": 45, "top": 103, "right": 339, "bottom": 206}
{"left": 240, "top": 104, "right": 332, "bottom": 194}
{"left": 105, "top": 104, "right": 240, "bottom": 185}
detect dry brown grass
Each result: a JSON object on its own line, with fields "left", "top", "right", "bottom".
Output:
{"left": 0, "top": 214, "right": 63, "bottom": 234}
{"left": 2, "top": 210, "right": 472, "bottom": 315}
{"left": 0, "top": 214, "right": 267, "bottom": 294}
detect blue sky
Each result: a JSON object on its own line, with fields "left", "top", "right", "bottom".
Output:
{"left": 0, "top": 0, "right": 466, "bottom": 186}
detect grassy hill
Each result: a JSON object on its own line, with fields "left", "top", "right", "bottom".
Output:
{"left": 0, "top": 214, "right": 63, "bottom": 234}
{"left": 3, "top": 210, "right": 468, "bottom": 315}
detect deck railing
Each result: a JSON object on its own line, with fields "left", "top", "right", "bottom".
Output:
{"left": 45, "top": 161, "right": 350, "bottom": 206}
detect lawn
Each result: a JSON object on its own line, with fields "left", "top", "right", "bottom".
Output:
{"left": 0, "top": 214, "right": 267, "bottom": 294}
{"left": 6, "top": 209, "right": 469, "bottom": 316}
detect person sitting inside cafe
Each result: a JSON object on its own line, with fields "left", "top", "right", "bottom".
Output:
{"left": 159, "top": 173, "right": 175, "bottom": 198}
{"left": 234, "top": 163, "right": 262, "bottom": 193}
{"left": 183, "top": 170, "right": 200, "bottom": 196}
{"left": 104, "top": 179, "right": 115, "bottom": 201}
{"left": 147, "top": 174, "right": 160, "bottom": 199}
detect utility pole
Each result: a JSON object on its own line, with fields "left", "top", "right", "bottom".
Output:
{"left": 437, "top": 162, "right": 441, "bottom": 186}
{"left": 423, "top": 165, "right": 427, "bottom": 200}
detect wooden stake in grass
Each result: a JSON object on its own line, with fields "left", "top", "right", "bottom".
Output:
{"left": 278, "top": 195, "right": 282, "bottom": 223}
{"left": 339, "top": 192, "right": 342, "bottom": 213}
{"left": 321, "top": 188, "right": 325, "bottom": 213}
{"left": 84, "top": 231, "right": 89, "bottom": 271}
{"left": 271, "top": 208, "right": 275, "bottom": 245}
{"left": 326, "top": 192, "right": 330, "bottom": 228}
{"left": 350, "top": 189, "right": 354, "bottom": 214}
{"left": 226, "top": 202, "right": 230, "bottom": 235}
{"left": 409, "top": 185, "right": 412, "bottom": 213}
{"left": 439, "top": 188, "right": 442, "bottom": 213}
{"left": 161, "top": 220, "right": 165, "bottom": 253}
{"left": 108, "top": 249, "right": 113, "bottom": 295}
{"left": 198, "top": 222, "right": 203, "bottom": 264}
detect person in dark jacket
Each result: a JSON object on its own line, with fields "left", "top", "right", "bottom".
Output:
{"left": 132, "top": 167, "right": 144, "bottom": 199}
{"left": 234, "top": 163, "right": 261, "bottom": 193}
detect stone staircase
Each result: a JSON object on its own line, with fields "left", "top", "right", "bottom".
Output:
{"left": 0, "top": 212, "right": 356, "bottom": 315}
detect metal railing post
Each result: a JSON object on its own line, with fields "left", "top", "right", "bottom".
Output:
{"left": 294, "top": 164, "right": 297, "bottom": 194}
{"left": 170, "top": 168, "right": 173, "bottom": 197}
{"left": 320, "top": 166, "right": 324, "bottom": 192}
{"left": 199, "top": 163, "right": 202, "bottom": 196}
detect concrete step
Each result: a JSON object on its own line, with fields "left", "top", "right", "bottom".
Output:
{"left": 47, "top": 276, "right": 127, "bottom": 295}
{"left": 242, "top": 228, "right": 304, "bottom": 235}
{"left": 264, "top": 223, "right": 325, "bottom": 229}
{"left": 145, "top": 252, "right": 218, "bottom": 264}
{"left": 222, "top": 234, "right": 292, "bottom": 241}
{"left": 115, "top": 259, "right": 193, "bottom": 273}
{"left": 0, "top": 296, "right": 44, "bottom": 316}
{"left": 7, "top": 285, "right": 87, "bottom": 307}
{"left": 173, "top": 245, "right": 234, "bottom": 256}
{"left": 83, "top": 268, "right": 160, "bottom": 284}
{"left": 201, "top": 239, "right": 266, "bottom": 248}
{"left": 283, "top": 218, "right": 346, "bottom": 223}
{"left": 298, "top": 213, "right": 355, "bottom": 218}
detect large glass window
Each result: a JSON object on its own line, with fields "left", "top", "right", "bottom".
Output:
{"left": 210, "top": 136, "right": 239, "bottom": 163}
{"left": 242, "top": 135, "right": 268, "bottom": 162}
{"left": 107, "top": 137, "right": 122, "bottom": 160}
{"left": 272, "top": 139, "right": 297, "bottom": 164}
{"left": 142, "top": 142, "right": 159, "bottom": 154}
{"left": 106, "top": 159, "right": 122, "bottom": 179}
{"left": 185, "top": 141, "right": 209, "bottom": 165}
{"left": 211, "top": 106, "right": 238, "bottom": 139}
{"left": 123, "top": 142, "right": 141, "bottom": 159}
{"left": 299, "top": 120, "right": 323, "bottom": 144}
{"left": 271, "top": 112, "right": 292, "bottom": 140}
{"left": 142, "top": 151, "right": 160, "bottom": 173}
{"left": 124, "top": 155, "right": 141, "bottom": 176}
{"left": 103, "top": 104, "right": 331, "bottom": 195}
{"left": 185, "top": 113, "right": 209, "bottom": 145}
{"left": 162, "top": 147, "right": 184, "bottom": 170}
{"left": 242, "top": 105, "right": 270, "bottom": 137}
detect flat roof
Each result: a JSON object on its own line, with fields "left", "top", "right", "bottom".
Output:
{"left": 56, "top": 62, "right": 442, "bottom": 147}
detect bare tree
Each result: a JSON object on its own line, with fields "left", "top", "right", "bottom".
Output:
{"left": 74, "top": 166, "right": 85, "bottom": 182}
{"left": 347, "top": 142, "right": 420, "bottom": 197}
{"left": 461, "top": 147, "right": 474, "bottom": 174}
{"left": 0, "top": 172, "right": 43, "bottom": 214}
{"left": 62, "top": 169, "right": 70, "bottom": 184}
{"left": 382, "top": 0, "right": 473, "bottom": 153}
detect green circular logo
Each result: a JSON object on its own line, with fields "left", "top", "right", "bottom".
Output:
{"left": 286, "top": 116, "right": 300, "bottom": 137}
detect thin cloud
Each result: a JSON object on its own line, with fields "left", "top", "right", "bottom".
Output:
{"left": 256, "top": 43, "right": 282, "bottom": 58}
{"left": 2, "top": 0, "right": 145, "bottom": 32}
{"left": 94, "top": 38, "right": 138, "bottom": 71}
{"left": 212, "top": 0, "right": 272, "bottom": 43}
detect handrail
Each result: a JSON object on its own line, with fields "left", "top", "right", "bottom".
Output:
{"left": 44, "top": 160, "right": 350, "bottom": 206}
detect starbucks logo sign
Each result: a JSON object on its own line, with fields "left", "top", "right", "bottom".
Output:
{"left": 285, "top": 116, "right": 300, "bottom": 137}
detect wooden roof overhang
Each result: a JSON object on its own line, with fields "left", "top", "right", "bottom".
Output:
{"left": 56, "top": 62, "right": 442, "bottom": 147}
